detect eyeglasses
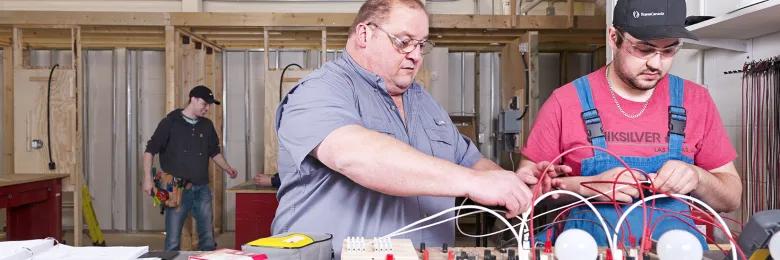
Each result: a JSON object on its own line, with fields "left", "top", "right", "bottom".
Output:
{"left": 368, "top": 22, "right": 435, "bottom": 55}
{"left": 616, "top": 32, "right": 681, "bottom": 59}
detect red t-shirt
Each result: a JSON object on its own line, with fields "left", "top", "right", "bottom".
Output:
{"left": 521, "top": 66, "right": 736, "bottom": 176}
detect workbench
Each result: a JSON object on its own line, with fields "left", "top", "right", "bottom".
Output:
{"left": 0, "top": 174, "right": 69, "bottom": 241}
{"left": 227, "top": 181, "right": 278, "bottom": 249}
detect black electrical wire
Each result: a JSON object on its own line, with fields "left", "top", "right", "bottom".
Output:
{"left": 518, "top": 52, "right": 530, "bottom": 121}
{"left": 740, "top": 56, "right": 780, "bottom": 216}
{"left": 279, "top": 63, "right": 303, "bottom": 101}
{"left": 47, "top": 64, "right": 59, "bottom": 170}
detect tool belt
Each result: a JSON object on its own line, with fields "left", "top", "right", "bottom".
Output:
{"left": 153, "top": 170, "right": 192, "bottom": 208}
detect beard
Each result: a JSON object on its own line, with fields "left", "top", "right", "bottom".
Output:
{"left": 614, "top": 53, "right": 664, "bottom": 91}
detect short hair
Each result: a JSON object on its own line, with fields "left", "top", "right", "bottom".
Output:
{"left": 614, "top": 26, "right": 626, "bottom": 47}
{"left": 348, "top": 0, "right": 427, "bottom": 36}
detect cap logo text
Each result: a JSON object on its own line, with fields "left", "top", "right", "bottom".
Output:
{"left": 634, "top": 10, "right": 665, "bottom": 18}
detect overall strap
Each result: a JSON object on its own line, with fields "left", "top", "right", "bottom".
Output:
{"left": 574, "top": 76, "right": 608, "bottom": 158}
{"left": 667, "top": 75, "right": 686, "bottom": 155}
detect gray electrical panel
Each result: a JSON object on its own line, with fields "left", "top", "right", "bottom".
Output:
{"left": 736, "top": 209, "right": 780, "bottom": 259}
{"left": 500, "top": 109, "right": 522, "bottom": 134}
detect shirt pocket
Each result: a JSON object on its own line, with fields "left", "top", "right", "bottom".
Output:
{"left": 422, "top": 116, "right": 456, "bottom": 162}
{"left": 189, "top": 127, "right": 209, "bottom": 158}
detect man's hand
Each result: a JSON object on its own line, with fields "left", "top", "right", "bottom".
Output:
{"left": 142, "top": 178, "right": 154, "bottom": 196}
{"left": 517, "top": 160, "right": 572, "bottom": 198}
{"left": 555, "top": 167, "right": 646, "bottom": 203}
{"left": 253, "top": 173, "right": 273, "bottom": 186}
{"left": 465, "top": 170, "right": 534, "bottom": 218}
{"left": 225, "top": 167, "right": 238, "bottom": 179}
{"left": 648, "top": 160, "right": 701, "bottom": 195}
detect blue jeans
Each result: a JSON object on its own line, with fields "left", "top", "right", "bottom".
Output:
{"left": 164, "top": 184, "right": 217, "bottom": 251}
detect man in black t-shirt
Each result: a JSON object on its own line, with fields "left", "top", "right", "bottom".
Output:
{"left": 143, "top": 85, "right": 238, "bottom": 251}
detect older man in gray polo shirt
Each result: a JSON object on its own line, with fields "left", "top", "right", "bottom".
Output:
{"left": 273, "top": 0, "right": 540, "bottom": 256}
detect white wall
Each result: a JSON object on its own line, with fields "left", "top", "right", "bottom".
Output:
{"left": 222, "top": 50, "right": 306, "bottom": 231}
{"left": 477, "top": 53, "right": 500, "bottom": 160}
{"left": 135, "top": 50, "right": 167, "bottom": 231}
{"left": 85, "top": 50, "right": 120, "bottom": 230}
{"left": 426, "top": 47, "right": 451, "bottom": 114}
{"left": 661, "top": 1, "right": 780, "bottom": 224}
{"left": 447, "top": 52, "right": 476, "bottom": 115}
{"left": 223, "top": 51, "right": 250, "bottom": 232}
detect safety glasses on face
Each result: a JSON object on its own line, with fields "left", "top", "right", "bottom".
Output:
{"left": 616, "top": 32, "right": 682, "bottom": 60}
{"left": 367, "top": 22, "right": 435, "bottom": 55}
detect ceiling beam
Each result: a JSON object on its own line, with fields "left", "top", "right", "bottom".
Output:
{"left": 0, "top": 11, "right": 605, "bottom": 31}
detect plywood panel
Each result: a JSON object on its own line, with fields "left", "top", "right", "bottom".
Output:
{"left": 263, "top": 69, "right": 311, "bottom": 175}
{"left": 13, "top": 69, "right": 77, "bottom": 176}
{"left": 499, "top": 36, "right": 524, "bottom": 167}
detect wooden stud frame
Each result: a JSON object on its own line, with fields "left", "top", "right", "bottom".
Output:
{"left": 0, "top": 9, "right": 604, "bottom": 240}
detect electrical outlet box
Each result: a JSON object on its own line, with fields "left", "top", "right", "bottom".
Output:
{"left": 500, "top": 110, "right": 522, "bottom": 134}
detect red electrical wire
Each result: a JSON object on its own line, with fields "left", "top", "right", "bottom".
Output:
{"left": 527, "top": 143, "right": 751, "bottom": 259}
{"left": 528, "top": 145, "right": 651, "bottom": 259}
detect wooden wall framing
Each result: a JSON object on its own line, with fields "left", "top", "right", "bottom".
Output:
{"left": 0, "top": 10, "right": 605, "bottom": 242}
{"left": 7, "top": 25, "right": 84, "bottom": 245}
{"left": 164, "top": 26, "right": 226, "bottom": 250}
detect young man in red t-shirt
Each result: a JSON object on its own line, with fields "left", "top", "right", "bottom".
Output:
{"left": 518, "top": 0, "right": 741, "bottom": 249}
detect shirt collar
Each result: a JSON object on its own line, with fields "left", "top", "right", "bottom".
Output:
{"left": 340, "top": 50, "right": 422, "bottom": 95}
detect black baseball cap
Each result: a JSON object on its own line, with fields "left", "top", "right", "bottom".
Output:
{"left": 613, "top": 0, "right": 699, "bottom": 41}
{"left": 189, "top": 85, "right": 221, "bottom": 105}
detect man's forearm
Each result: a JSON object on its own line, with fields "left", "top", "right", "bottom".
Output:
{"left": 211, "top": 153, "right": 232, "bottom": 171}
{"left": 471, "top": 158, "right": 503, "bottom": 171}
{"left": 316, "top": 125, "right": 479, "bottom": 198}
{"left": 691, "top": 162, "right": 741, "bottom": 212}
{"left": 143, "top": 152, "right": 153, "bottom": 183}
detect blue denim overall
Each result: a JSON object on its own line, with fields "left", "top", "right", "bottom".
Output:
{"left": 548, "top": 74, "right": 706, "bottom": 249}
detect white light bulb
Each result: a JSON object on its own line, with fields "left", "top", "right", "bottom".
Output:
{"left": 554, "top": 229, "right": 598, "bottom": 260}
{"left": 657, "top": 230, "right": 703, "bottom": 260}
{"left": 769, "top": 232, "right": 780, "bottom": 259}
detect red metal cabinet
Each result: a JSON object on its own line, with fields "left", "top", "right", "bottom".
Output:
{"left": 229, "top": 182, "right": 278, "bottom": 249}
{"left": 0, "top": 174, "right": 68, "bottom": 241}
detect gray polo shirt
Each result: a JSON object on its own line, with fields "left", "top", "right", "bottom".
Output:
{"left": 272, "top": 51, "right": 482, "bottom": 257}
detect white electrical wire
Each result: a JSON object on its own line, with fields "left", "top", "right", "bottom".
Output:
{"left": 389, "top": 207, "right": 527, "bottom": 241}
{"left": 384, "top": 191, "right": 615, "bottom": 258}
{"left": 380, "top": 183, "right": 739, "bottom": 260}
{"left": 522, "top": 189, "right": 617, "bottom": 252}
{"left": 455, "top": 197, "right": 528, "bottom": 239}
{"left": 455, "top": 182, "right": 648, "bottom": 240}
{"left": 612, "top": 193, "right": 738, "bottom": 260}
{"left": 382, "top": 205, "right": 525, "bottom": 257}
